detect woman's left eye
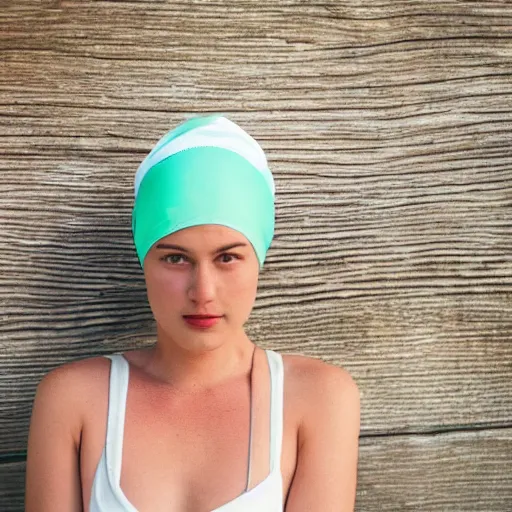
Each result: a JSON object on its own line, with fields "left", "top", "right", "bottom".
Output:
{"left": 218, "top": 253, "right": 242, "bottom": 263}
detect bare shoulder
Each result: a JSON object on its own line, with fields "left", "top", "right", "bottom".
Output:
{"left": 38, "top": 353, "right": 111, "bottom": 393}
{"left": 281, "top": 352, "right": 360, "bottom": 404}
{"left": 279, "top": 353, "right": 360, "bottom": 510}
{"left": 34, "top": 355, "right": 111, "bottom": 443}
{"left": 26, "top": 355, "right": 112, "bottom": 510}
{"left": 280, "top": 352, "right": 360, "bottom": 437}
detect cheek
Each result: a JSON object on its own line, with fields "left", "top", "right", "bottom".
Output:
{"left": 145, "top": 272, "right": 185, "bottom": 315}
{"left": 228, "top": 270, "right": 259, "bottom": 303}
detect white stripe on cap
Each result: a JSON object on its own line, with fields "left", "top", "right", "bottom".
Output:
{"left": 134, "top": 116, "right": 274, "bottom": 199}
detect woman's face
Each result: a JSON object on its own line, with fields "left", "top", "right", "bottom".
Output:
{"left": 142, "top": 224, "right": 260, "bottom": 352}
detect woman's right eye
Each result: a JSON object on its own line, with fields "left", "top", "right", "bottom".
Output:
{"left": 163, "top": 254, "right": 186, "bottom": 264}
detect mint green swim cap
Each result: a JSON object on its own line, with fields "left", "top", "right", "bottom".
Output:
{"left": 132, "top": 114, "right": 275, "bottom": 270}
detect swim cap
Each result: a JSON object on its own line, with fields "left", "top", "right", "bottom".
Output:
{"left": 132, "top": 114, "right": 275, "bottom": 270}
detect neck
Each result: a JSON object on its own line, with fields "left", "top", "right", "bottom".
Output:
{"left": 141, "top": 326, "right": 255, "bottom": 392}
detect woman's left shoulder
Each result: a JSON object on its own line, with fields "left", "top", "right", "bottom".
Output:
{"left": 279, "top": 351, "right": 360, "bottom": 402}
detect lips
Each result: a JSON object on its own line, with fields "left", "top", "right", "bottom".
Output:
{"left": 183, "top": 315, "right": 221, "bottom": 319}
{"left": 183, "top": 316, "right": 222, "bottom": 328}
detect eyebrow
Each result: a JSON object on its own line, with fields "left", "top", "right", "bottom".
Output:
{"left": 155, "top": 242, "right": 248, "bottom": 255}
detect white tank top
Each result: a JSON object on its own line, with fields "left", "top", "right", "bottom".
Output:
{"left": 89, "top": 349, "right": 284, "bottom": 511}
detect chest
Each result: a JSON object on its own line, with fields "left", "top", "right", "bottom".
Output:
{"left": 80, "top": 360, "right": 299, "bottom": 511}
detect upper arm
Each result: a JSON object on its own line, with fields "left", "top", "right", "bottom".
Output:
{"left": 285, "top": 362, "right": 361, "bottom": 512}
{"left": 25, "top": 364, "right": 84, "bottom": 512}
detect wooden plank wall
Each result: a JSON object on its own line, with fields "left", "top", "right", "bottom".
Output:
{"left": 1, "top": 1, "right": 511, "bottom": 510}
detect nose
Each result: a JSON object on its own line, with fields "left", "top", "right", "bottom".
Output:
{"left": 187, "top": 262, "right": 216, "bottom": 305}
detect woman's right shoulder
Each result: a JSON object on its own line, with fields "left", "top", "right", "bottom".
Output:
{"left": 38, "top": 354, "right": 113, "bottom": 391}
{"left": 34, "top": 355, "right": 113, "bottom": 438}
{"left": 26, "top": 355, "right": 114, "bottom": 510}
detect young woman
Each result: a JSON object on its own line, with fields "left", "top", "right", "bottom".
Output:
{"left": 25, "top": 114, "right": 360, "bottom": 511}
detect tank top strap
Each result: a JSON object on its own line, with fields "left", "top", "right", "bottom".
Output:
{"left": 103, "top": 353, "right": 130, "bottom": 486}
{"left": 265, "top": 349, "right": 284, "bottom": 473}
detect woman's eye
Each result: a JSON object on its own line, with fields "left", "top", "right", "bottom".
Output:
{"left": 163, "top": 254, "right": 187, "bottom": 264}
{"left": 162, "top": 253, "right": 239, "bottom": 265}
{"left": 220, "top": 253, "right": 234, "bottom": 263}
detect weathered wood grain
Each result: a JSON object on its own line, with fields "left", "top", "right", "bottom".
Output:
{"left": 3, "top": 429, "right": 511, "bottom": 511}
{"left": 356, "top": 427, "right": 512, "bottom": 511}
{"left": 1, "top": 0, "right": 511, "bottom": 510}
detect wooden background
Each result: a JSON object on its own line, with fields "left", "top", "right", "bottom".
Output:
{"left": 1, "top": 0, "right": 511, "bottom": 510}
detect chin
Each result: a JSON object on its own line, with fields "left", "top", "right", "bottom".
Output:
{"left": 182, "top": 336, "right": 225, "bottom": 354}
